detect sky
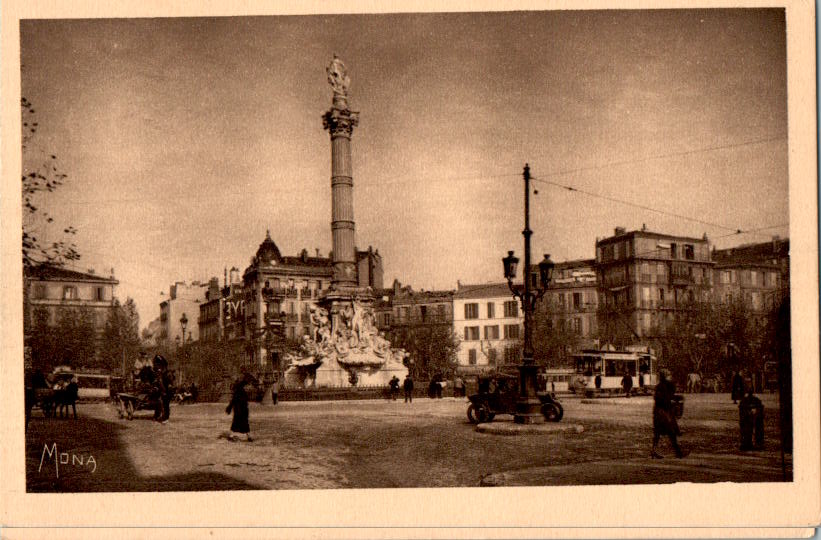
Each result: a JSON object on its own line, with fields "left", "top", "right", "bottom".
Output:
{"left": 19, "top": 9, "right": 789, "bottom": 330}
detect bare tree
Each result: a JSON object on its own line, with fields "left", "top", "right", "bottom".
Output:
{"left": 21, "top": 97, "right": 80, "bottom": 268}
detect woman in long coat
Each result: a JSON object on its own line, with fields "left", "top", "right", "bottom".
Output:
{"left": 226, "top": 374, "right": 254, "bottom": 442}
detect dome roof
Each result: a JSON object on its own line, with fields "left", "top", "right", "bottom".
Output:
{"left": 255, "top": 230, "right": 282, "bottom": 263}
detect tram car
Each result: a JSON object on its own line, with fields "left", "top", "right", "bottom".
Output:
{"left": 570, "top": 349, "right": 657, "bottom": 397}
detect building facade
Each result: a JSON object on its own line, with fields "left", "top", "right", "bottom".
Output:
{"left": 159, "top": 280, "right": 208, "bottom": 347}
{"left": 452, "top": 283, "right": 524, "bottom": 372}
{"left": 540, "top": 258, "right": 600, "bottom": 350}
{"left": 595, "top": 227, "right": 714, "bottom": 341}
{"left": 198, "top": 232, "right": 384, "bottom": 373}
{"left": 23, "top": 264, "right": 119, "bottom": 367}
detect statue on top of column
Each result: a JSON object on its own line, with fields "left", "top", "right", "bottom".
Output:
{"left": 327, "top": 54, "right": 351, "bottom": 98}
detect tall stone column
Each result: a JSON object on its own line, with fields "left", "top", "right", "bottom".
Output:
{"left": 323, "top": 55, "right": 359, "bottom": 289}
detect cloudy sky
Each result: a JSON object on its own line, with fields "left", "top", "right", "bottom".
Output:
{"left": 20, "top": 9, "right": 788, "bottom": 328}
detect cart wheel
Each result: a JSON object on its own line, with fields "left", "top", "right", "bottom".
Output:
{"left": 541, "top": 403, "right": 563, "bottom": 422}
{"left": 467, "top": 404, "right": 488, "bottom": 424}
{"left": 126, "top": 400, "right": 134, "bottom": 420}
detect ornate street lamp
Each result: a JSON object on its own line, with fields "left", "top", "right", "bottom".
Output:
{"left": 503, "top": 164, "right": 555, "bottom": 424}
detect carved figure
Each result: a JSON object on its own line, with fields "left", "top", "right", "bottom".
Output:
{"left": 327, "top": 55, "right": 350, "bottom": 97}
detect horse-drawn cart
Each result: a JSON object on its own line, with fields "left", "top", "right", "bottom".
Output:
{"left": 115, "top": 391, "right": 161, "bottom": 420}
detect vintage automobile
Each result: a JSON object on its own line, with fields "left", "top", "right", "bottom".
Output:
{"left": 466, "top": 373, "right": 564, "bottom": 424}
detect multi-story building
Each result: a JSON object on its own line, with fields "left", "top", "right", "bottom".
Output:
{"left": 712, "top": 257, "right": 785, "bottom": 313}
{"left": 374, "top": 280, "right": 453, "bottom": 333}
{"left": 595, "top": 227, "right": 714, "bottom": 340}
{"left": 712, "top": 236, "right": 789, "bottom": 311}
{"left": 159, "top": 280, "right": 208, "bottom": 347}
{"left": 539, "top": 258, "right": 599, "bottom": 350}
{"left": 453, "top": 282, "right": 523, "bottom": 372}
{"left": 23, "top": 264, "right": 119, "bottom": 366}
{"left": 198, "top": 231, "right": 383, "bottom": 371}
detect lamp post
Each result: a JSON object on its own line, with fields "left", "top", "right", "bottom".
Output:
{"left": 502, "top": 164, "right": 555, "bottom": 424}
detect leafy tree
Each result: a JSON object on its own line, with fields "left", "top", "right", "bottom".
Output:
{"left": 100, "top": 298, "right": 141, "bottom": 375}
{"left": 52, "top": 307, "right": 97, "bottom": 369}
{"left": 389, "top": 324, "right": 459, "bottom": 380}
{"left": 28, "top": 307, "right": 59, "bottom": 372}
{"left": 21, "top": 97, "right": 79, "bottom": 268}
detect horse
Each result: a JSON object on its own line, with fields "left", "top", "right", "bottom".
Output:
{"left": 686, "top": 372, "right": 702, "bottom": 393}
{"left": 55, "top": 381, "right": 79, "bottom": 419}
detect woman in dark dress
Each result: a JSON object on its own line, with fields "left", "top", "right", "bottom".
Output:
{"left": 226, "top": 373, "right": 254, "bottom": 442}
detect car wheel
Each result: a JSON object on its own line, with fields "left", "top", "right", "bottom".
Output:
{"left": 467, "top": 404, "right": 488, "bottom": 424}
{"left": 541, "top": 403, "right": 563, "bottom": 422}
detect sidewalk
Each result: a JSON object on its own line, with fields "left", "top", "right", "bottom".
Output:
{"left": 480, "top": 451, "right": 790, "bottom": 486}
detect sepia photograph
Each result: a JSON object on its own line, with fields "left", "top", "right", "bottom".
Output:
{"left": 2, "top": 1, "right": 819, "bottom": 536}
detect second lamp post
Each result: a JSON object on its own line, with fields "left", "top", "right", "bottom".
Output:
{"left": 502, "top": 163, "right": 554, "bottom": 424}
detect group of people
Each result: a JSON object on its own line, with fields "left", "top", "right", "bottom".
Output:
{"left": 134, "top": 354, "right": 175, "bottom": 424}
{"left": 650, "top": 368, "right": 766, "bottom": 459}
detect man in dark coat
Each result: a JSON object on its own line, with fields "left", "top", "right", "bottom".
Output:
{"left": 389, "top": 376, "right": 400, "bottom": 400}
{"left": 403, "top": 374, "right": 414, "bottom": 403}
{"left": 739, "top": 390, "right": 765, "bottom": 450}
{"left": 651, "top": 369, "right": 688, "bottom": 459}
{"left": 621, "top": 371, "right": 633, "bottom": 398}
{"left": 225, "top": 373, "right": 254, "bottom": 442}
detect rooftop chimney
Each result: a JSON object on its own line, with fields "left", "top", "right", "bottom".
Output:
{"left": 772, "top": 235, "right": 780, "bottom": 252}
{"left": 614, "top": 227, "right": 626, "bottom": 236}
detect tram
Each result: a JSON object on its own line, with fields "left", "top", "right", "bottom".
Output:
{"left": 570, "top": 348, "right": 657, "bottom": 396}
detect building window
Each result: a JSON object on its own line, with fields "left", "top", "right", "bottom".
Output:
{"left": 62, "top": 286, "right": 77, "bottom": 300}
{"left": 504, "top": 324, "right": 520, "bottom": 339}
{"left": 468, "top": 349, "right": 477, "bottom": 365}
{"left": 573, "top": 292, "right": 582, "bottom": 310}
{"left": 670, "top": 243, "right": 677, "bottom": 259}
{"left": 420, "top": 305, "right": 428, "bottom": 320}
{"left": 503, "top": 301, "right": 518, "bottom": 318}
{"left": 486, "top": 348, "right": 497, "bottom": 365}
{"left": 572, "top": 318, "right": 582, "bottom": 334}
{"left": 751, "top": 270, "right": 759, "bottom": 287}
{"left": 33, "top": 284, "right": 46, "bottom": 299}
{"left": 684, "top": 244, "right": 694, "bottom": 260}
{"left": 659, "top": 288, "right": 665, "bottom": 305}
{"left": 484, "top": 325, "right": 499, "bottom": 340}
{"left": 400, "top": 306, "right": 409, "bottom": 320}
{"left": 487, "top": 302, "right": 495, "bottom": 319}
{"left": 95, "top": 286, "right": 105, "bottom": 301}
{"left": 437, "top": 304, "right": 446, "bottom": 320}
{"left": 464, "top": 303, "right": 479, "bottom": 319}
{"left": 464, "top": 326, "right": 479, "bottom": 341}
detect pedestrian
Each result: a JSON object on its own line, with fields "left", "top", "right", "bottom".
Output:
{"left": 621, "top": 370, "right": 633, "bottom": 398}
{"left": 160, "top": 368, "right": 174, "bottom": 422}
{"left": 189, "top": 382, "right": 199, "bottom": 403}
{"left": 454, "top": 376, "right": 465, "bottom": 398}
{"left": 403, "top": 374, "right": 414, "bottom": 403}
{"left": 594, "top": 373, "right": 602, "bottom": 391}
{"left": 271, "top": 377, "right": 279, "bottom": 405}
{"left": 731, "top": 370, "right": 745, "bottom": 404}
{"left": 389, "top": 376, "right": 400, "bottom": 400}
{"left": 651, "top": 369, "right": 688, "bottom": 459}
{"left": 739, "top": 389, "right": 765, "bottom": 451}
{"left": 225, "top": 372, "right": 254, "bottom": 442}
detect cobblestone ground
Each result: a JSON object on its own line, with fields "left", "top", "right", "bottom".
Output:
{"left": 25, "top": 393, "right": 790, "bottom": 491}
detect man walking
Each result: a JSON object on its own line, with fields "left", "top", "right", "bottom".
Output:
{"left": 651, "top": 369, "right": 688, "bottom": 459}
{"left": 403, "top": 374, "right": 414, "bottom": 403}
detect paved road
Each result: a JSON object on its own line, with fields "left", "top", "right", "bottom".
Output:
{"left": 25, "top": 393, "right": 790, "bottom": 491}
